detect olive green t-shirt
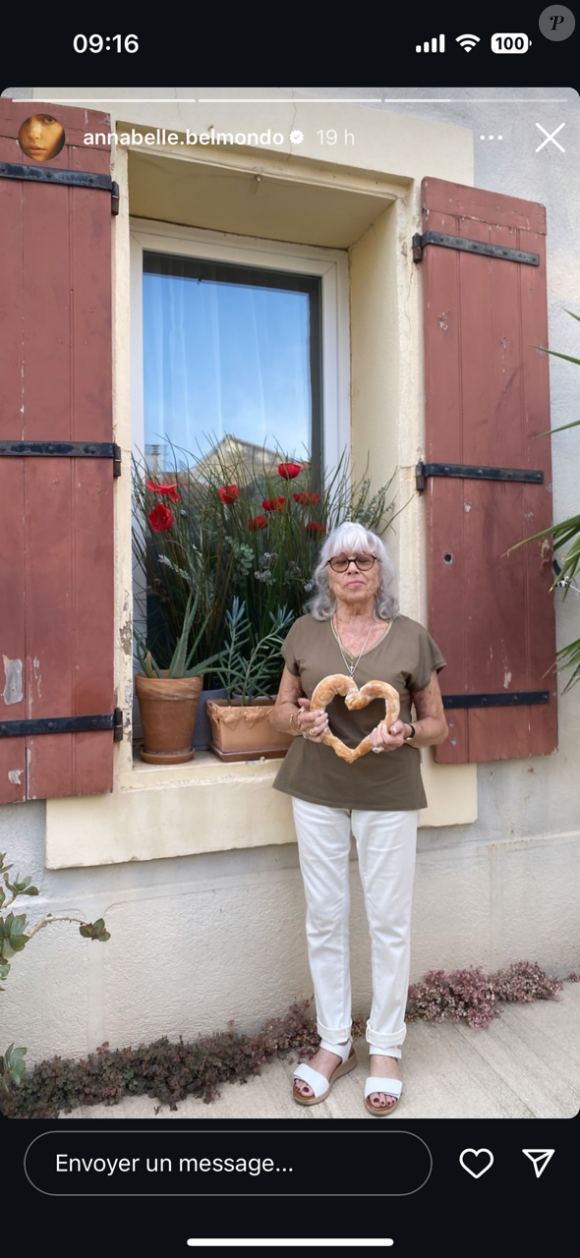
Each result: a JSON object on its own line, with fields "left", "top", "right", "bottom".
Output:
{"left": 272, "top": 613, "right": 447, "bottom": 811}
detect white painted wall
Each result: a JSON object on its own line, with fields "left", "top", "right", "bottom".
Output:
{"left": 1, "top": 87, "right": 579, "bottom": 1066}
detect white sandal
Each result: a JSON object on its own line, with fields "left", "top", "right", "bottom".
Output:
{"left": 364, "top": 1075, "right": 402, "bottom": 1117}
{"left": 292, "top": 1038, "right": 357, "bottom": 1106}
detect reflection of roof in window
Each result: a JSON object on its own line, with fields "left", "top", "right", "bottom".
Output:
{"left": 144, "top": 434, "right": 310, "bottom": 481}
{"left": 193, "top": 434, "right": 309, "bottom": 480}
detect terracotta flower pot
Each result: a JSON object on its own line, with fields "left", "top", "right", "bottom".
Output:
{"left": 135, "top": 672, "right": 204, "bottom": 764}
{"left": 206, "top": 697, "right": 293, "bottom": 762}
{"left": 193, "top": 686, "right": 228, "bottom": 750}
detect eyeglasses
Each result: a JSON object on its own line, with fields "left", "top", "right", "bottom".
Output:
{"left": 327, "top": 555, "right": 377, "bottom": 573}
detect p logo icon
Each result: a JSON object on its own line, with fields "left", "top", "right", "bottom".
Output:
{"left": 538, "top": 5, "right": 576, "bottom": 40}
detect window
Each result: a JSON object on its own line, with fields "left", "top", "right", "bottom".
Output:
{"left": 130, "top": 220, "right": 349, "bottom": 738}
{"left": 131, "top": 222, "right": 348, "bottom": 472}
{"left": 142, "top": 252, "right": 322, "bottom": 478}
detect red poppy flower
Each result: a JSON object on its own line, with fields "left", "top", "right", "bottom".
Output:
{"left": 248, "top": 515, "right": 268, "bottom": 531}
{"left": 218, "top": 484, "right": 239, "bottom": 504}
{"left": 293, "top": 491, "right": 321, "bottom": 505}
{"left": 305, "top": 521, "right": 325, "bottom": 536}
{"left": 146, "top": 480, "right": 180, "bottom": 503}
{"left": 262, "top": 496, "right": 285, "bottom": 511}
{"left": 278, "top": 461, "right": 301, "bottom": 480}
{"left": 148, "top": 504, "right": 173, "bottom": 532}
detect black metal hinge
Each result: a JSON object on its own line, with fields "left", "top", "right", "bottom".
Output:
{"left": 443, "top": 692, "right": 549, "bottom": 709}
{"left": 0, "top": 163, "right": 119, "bottom": 215}
{"left": 416, "top": 463, "right": 543, "bottom": 491}
{"left": 0, "top": 441, "right": 121, "bottom": 477}
{"left": 412, "top": 231, "right": 540, "bottom": 267}
{"left": 0, "top": 708, "right": 124, "bottom": 740}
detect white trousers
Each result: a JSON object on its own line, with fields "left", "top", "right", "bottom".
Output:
{"left": 291, "top": 796, "right": 419, "bottom": 1056}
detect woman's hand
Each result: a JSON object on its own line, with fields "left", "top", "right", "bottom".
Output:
{"left": 367, "top": 720, "right": 407, "bottom": 752}
{"left": 296, "top": 697, "right": 329, "bottom": 743}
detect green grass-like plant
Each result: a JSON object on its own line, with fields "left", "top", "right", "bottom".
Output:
{"left": 213, "top": 596, "right": 295, "bottom": 704}
{"left": 507, "top": 310, "right": 580, "bottom": 692}
{"left": 134, "top": 586, "right": 220, "bottom": 680}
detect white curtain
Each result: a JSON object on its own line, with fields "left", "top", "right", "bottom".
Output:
{"left": 143, "top": 256, "right": 312, "bottom": 473}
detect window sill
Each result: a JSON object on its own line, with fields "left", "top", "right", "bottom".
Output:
{"left": 45, "top": 740, "right": 477, "bottom": 869}
{"left": 119, "top": 741, "right": 287, "bottom": 791}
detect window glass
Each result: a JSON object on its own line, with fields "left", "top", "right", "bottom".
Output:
{"left": 142, "top": 252, "right": 322, "bottom": 474}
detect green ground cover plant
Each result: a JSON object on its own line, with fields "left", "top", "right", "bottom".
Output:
{"left": 1, "top": 962, "right": 571, "bottom": 1119}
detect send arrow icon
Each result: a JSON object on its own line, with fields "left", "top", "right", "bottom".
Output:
{"left": 522, "top": 1150, "right": 555, "bottom": 1179}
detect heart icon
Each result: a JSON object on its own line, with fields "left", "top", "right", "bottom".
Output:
{"left": 459, "top": 1148, "right": 494, "bottom": 1179}
{"left": 309, "top": 674, "right": 400, "bottom": 763}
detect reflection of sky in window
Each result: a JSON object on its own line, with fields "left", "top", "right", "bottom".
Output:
{"left": 143, "top": 272, "right": 312, "bottom": 463}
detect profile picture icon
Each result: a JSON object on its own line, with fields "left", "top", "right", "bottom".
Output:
{"left": 18, "top": 113, "right": 65, "bottom": 162}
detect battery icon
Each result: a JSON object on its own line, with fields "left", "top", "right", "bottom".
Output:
{"left": 491, "top": 32, "right": 532, "bottom": 52}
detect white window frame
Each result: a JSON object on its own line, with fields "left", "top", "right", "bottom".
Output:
{"left": 129, "top": 216, "right": 350, "bottom": 477}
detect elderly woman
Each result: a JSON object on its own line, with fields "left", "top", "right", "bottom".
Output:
{"left": 270, "top": 520, "right": 448, "bottom": 1116}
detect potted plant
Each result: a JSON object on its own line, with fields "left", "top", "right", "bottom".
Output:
{"left": 132, "top": 441, "right": 401, "bottom": 665}
{"left": 132, "top": 443, "right": 403, "bottom": 749}
{"left": 206, "top": 597, "right": 295, "bottom": 761}
{"left": 134, "top": 588, "right": 220, "bottom": 764}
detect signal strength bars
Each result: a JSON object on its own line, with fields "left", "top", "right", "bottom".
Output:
{"left": 416, "top": 34, "right": 445, "bottom": 52}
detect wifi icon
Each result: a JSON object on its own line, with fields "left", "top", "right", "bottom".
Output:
{"left": 456, "top": 33, "right": 481, "bottom": 50}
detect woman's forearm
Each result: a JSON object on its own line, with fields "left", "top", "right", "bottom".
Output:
{"left": 271, "top": 707, "right": 446, "bottom": 746}
{"left": 405, "top": 717, "right": 448, "bottom": 748}
{"left": 270, "top": 702, "right": 302, "bottom": 736}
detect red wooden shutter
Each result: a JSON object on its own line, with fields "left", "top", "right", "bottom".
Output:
{"left": 0, "top": 100, "right": 118, "bottom": 801}
{"left": 417, "top": 177, "right": 558, "bottom": 764}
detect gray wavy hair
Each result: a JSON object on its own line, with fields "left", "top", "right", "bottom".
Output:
{"left": 303, "top": 521, "right": 399, "bottom": 621}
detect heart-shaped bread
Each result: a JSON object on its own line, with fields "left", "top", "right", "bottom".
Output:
{"left": 310, "top": 673, "right": 400, "bottom": 764}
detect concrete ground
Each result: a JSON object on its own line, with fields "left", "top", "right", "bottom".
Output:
{"left": 58, "top": 984, "right": 580, "bottom": 1121}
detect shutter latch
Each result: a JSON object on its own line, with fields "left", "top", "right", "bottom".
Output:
{"left": 0, "top": 709, "right": 124, "bottom": 740}
{"left": 443, "top": 692, "right": 549, "bottom": 709}
{"left": 416, "top": 462, "right": 544, "bottom": 491}
{"left": 0, "top": 441, "right": 121, "bottom": 476}
{"left": 412, "top": 231, "right": 540, "bottom": 267}
{"left": 0, "top": 163, "right": 120, "bottom": 216}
